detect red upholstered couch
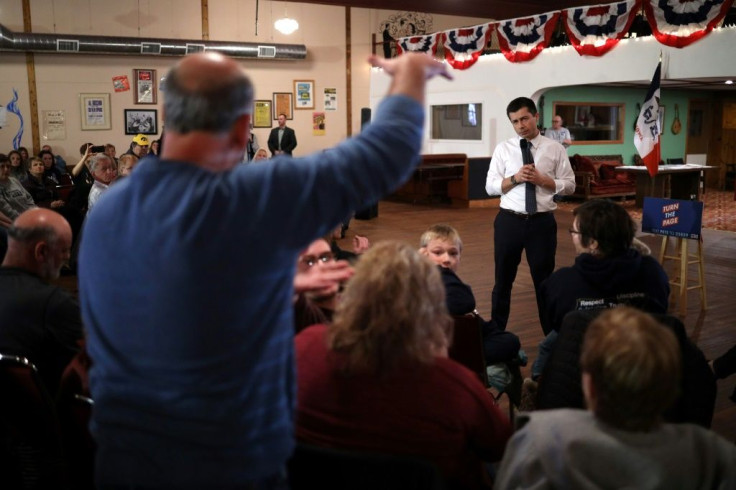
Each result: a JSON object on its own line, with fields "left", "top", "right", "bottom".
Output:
{"left": 569, "top": 154, "right": 636, "bottom": 200}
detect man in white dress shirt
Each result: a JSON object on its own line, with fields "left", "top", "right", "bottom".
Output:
{"left": 485, "top": 97, "right": 575, "bottom": 331}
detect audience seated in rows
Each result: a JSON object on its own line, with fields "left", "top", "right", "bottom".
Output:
{"left": 530, "top": 198, "right": 670, "bottom": 380}
{"left": 0, "top": 208, "right": 83, "bottom": 396}
{"left": 419, "top": 224, "right": 521, "bottom": 366}
{"left": 295, "top": 241, "right": 512, "bottom": 490}
{"left": 495, "top": 307, "right": 736, "bottom": 489}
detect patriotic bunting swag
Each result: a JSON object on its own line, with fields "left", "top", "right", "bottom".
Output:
{"left": 395, "top": 33, "right": 440, "bottom": 56}
{"left": 496, "top": 12, "right": 560, "bottom": 63}
{"left": 563, "top": 0, "right": 641, "bottom": 56}
{"left": 441, "top": 23, "right": 494, "bottom": 70}
{"left": 634, "top": 62, "right": 662, "bottom": 178}
{"left": 644, "top": 0, "right": 734, "bottom": 48}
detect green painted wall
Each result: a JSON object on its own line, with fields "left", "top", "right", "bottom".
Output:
{"left": 539, "top": 85, "right": 715, "bottom": 165}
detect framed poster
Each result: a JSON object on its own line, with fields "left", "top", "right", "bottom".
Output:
{"left": 273, "top": 92, "right": 293, "bottom": 120}
{"left": 79, "top": 93, "right": 111, "bottom": 130}
{"left": 134, "top": 69, "right": 157, "bottom": 104}
{"left": 124, "top": 109, "right": 158, "bottom": 135}
{"left": 254, "top": 100, "right": 273, "bottom": 128}
{"left": 294, "top": 79, "right": 314, "bottom": 110}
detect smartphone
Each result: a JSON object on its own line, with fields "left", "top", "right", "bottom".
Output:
{"left": 90, "top": 145, "right": 106, "bottom": 153}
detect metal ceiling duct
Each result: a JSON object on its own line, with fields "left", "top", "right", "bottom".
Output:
{"left": 0, "top": 24, "right": 306, "bottom": 60}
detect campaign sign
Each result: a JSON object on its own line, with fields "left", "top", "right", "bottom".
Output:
{"left": 641, "top": 197, "right": 703, "bottom": 240}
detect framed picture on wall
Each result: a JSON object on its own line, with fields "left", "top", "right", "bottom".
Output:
{"left": 273, "top": 92, "right": 293, "bottom": 120}
{"left": 124, "top": 109, "right": 158, "bottom": 135}
{"left": 294, "top": 80, "right": 315, "bottom": 110}
{"left": 134, "top": 69, "right": 157, "bottom": 104}
{"left": 254, "top": 100, "right": 273, "bottom": 128}
{"left": 79, "top": 93, "right": 111, "bottom": 130}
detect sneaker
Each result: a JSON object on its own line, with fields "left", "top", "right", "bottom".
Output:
{"left": 519, "top": 378, "right": 538, "bottom": 412}
{"left": 486, "top": 363, "right": 511, "bottom": 392}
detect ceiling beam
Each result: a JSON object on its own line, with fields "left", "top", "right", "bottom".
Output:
{"left": 283, "top": 0, "right": 594, "bottom": 20}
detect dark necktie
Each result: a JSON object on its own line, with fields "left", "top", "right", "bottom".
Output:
{"left": 520, "top": 139, "right": 538, "bottom": 214}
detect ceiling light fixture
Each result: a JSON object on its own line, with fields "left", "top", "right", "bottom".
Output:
{"left": 274, "top": 17, "right": 299, "bottom": 35}
{"left": 726, "top": 80, "right": 734, "bottom": 85}
{"left": 274, "top": 3, "right": 298, "bottom": 35}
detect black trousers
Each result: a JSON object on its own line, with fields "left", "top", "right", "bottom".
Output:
{"left": 491, "top": 209, "right": 557, "bottom": 331}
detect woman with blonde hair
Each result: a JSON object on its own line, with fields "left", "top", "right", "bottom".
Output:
{"left": 295, "top": 240, "right": 511, "bottom": 490}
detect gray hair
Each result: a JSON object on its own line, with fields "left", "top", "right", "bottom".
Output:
{"left": 163, "top": 61, "right": 254, "bottom": 134}
{"left": 7, "top": 225, "right": 58, "bottom": 246}
{"left": 88, "top": 153, "right": 112, "bottom": 174}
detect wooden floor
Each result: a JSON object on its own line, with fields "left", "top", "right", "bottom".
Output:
{"left": 337, "top": 199, "right": 736, "bottom": 441}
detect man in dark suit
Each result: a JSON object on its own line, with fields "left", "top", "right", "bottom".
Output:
{"left": 0, "top": 208, "right": 83, "bottom": 395}
{"left": 268, "top": 113, "right": 297, "bottom": 156}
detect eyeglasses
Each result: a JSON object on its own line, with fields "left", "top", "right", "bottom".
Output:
{"left": 568, "top": 228, "right": 581, "bottom": 235}
{"left": 300, "top": 251, "right": 334, "bottom": 267}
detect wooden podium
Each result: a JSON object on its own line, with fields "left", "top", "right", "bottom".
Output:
{"left": 658, "top": 236, "right": 706, "bottom": 317}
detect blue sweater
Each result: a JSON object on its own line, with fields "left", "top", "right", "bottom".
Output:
{"left": 79, "top": 95, "right": 424, "bottom": 487}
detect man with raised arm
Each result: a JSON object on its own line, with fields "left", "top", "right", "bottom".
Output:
{"left": 79, "top": 52, "right": 450, "bottom": 489}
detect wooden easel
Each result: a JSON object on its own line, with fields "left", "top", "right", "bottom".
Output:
{"left": 659, "top": 236, "right": 707, "bottom": 317}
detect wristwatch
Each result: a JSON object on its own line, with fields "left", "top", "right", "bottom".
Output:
{"left": 510, "top": 175, "right": 518, "bottom": 186}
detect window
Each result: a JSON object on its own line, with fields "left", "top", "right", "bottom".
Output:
{"left": 430, "top": 104, "right": 483, "bottom": 140}
{"left": 553, "top": 102, "right": 625, "bottom": 144}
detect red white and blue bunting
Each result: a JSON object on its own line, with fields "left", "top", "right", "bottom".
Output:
{"left": 395, "top": 33, "right": 441, "bottom": 56}
{"left": 644, "top": 0, "right": 734, "bottom": 48}
{"left": 496, "top": 12, "right": 561, "bottom": 63}
{"left": 441, "top": 23, "right": 494, "bottom": 69}
{"left": 563, "top": 0, "right": 641, "bottom": 56}
{"left": 389, "top": 0, "right": 732, "bottom": 68}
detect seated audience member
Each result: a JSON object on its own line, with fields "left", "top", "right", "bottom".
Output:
{"left": 23, "top": 156, "right": 65, "bottom": 209}
{"left": 104, "top": 143, "right": 119, "bottom": 169}
{"left": 293, "top": 237, "right": 354, "bottom": 333}
{"left": 18, "top": 146, "right": 30, "bottom": 168}
{"left": 495, "top": 307, "right": 736, "bottom": 489}
{"left": 87, "top": 154, "right": 116, "bottom": 213}
{"left": 115, "top": 154, "right": 139, "bottom": 181}
{"left": 420, "top": 224, "right": 521, "bottom": 365}
{"left": 149, "top": 139, "right": 161, "bottom": 157}
{"left": 41, "top": 144, "right": 68, "bottom": 174}
{"left": 8, "top": 149, "right": 26, "bottom": 181}
{"left": 71, "top": 143, "right": 95, "bottom": 186}
{"left": 253, "top": 148, "right": 268, "bottom": 161}
{"left": 295, "top": 241, "right": 512, "bottom": 490}
{"left": 0, "top": 155, "right": 36, "bottom": 219}
{"left": 39, "top": 149, "right": 64, "bottom": 184}
{"left": 124, "top": 134, "right": 150, "bottom": 158}
{"left": 531, "top": 199, "right": 669, "bottom": 380}
{"left": 0, "top": 208, "right": 83, "bottom": 395}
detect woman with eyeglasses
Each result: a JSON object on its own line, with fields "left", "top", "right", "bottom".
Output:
{"left": 294, "top": 241, "right": 512, "bottom": 490}
{"left": 527, "top": 199, "right": 670, "bottom": 390}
